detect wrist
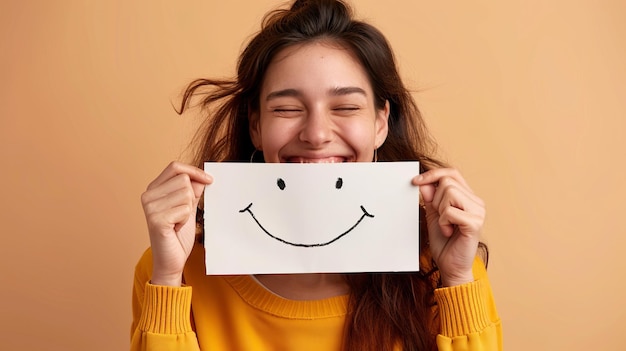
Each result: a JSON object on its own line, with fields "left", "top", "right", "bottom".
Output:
{"left": 440, "top": 272, "right": 474, "bottom": 287}
{"left": 150, "top": 272, "right": 183, "bottom": 287}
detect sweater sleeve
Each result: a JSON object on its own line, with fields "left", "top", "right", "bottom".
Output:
{"left": 434, "top": 258, "right": 503, "bottom": 351}
{"left": 130, "top": 249, "right": 200, "bottom": 351}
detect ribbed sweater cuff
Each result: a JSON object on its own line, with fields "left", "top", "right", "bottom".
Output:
{"left": 137, "top": 282, "right": 193, "bottom": 335}
{"left": 434, "top": 279, "right": 490, "bottom": 338}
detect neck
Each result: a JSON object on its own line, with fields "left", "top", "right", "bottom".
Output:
{"left": 253, "top": 273, "right": 349, "bottom": 300}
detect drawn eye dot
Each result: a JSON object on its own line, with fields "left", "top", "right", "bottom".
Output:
{"left": 277, "top": 178, "right": 286, "bottom": 190}
{"left": 335, "top": 177, "right": 343, "bottom": 189}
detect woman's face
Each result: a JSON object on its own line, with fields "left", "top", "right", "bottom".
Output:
{"left": 250, "top": 41, "right": 389, "bottom": 163}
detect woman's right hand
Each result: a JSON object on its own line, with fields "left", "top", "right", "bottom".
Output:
{"left": 141, "top": 162, "right": 213, "bottom": 286}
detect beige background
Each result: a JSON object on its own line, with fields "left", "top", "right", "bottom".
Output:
{"left": 1, "top": 1, "right": 625, "bottom": 350}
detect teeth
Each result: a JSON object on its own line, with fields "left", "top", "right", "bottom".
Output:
{"left": 288, "top": 157, "right": 345, "bottom": 163}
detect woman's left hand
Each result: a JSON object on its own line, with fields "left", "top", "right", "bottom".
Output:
{"left": 412, "top": 168, "right": 485, "bottom": 287}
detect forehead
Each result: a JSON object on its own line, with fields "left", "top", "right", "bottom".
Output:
{"left": 261, "top": 41, "right": 373, "bottom": 96}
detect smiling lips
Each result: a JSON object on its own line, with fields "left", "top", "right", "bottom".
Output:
{"left": 285, "top": 156, "right": 350, "bottom": 163}
{"left": 239, "top": 203, "right": 374, "bottom": 248}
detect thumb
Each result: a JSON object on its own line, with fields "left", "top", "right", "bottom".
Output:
{"left": 191, "top": 175, "right": 212, "bottom": 204}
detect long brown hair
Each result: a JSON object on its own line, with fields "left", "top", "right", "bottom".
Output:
{"left": 180, "top": 1, "right": 483, "bottom": 350}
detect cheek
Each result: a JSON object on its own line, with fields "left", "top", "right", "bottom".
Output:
{"left": 338, "top": 121, "right": 377, "bottom": 160}
{"left": 259, "top": 119, "right": 298, "bottom": 155}
{"left": 340, "top": 121, "right": 377, "bottom": 146}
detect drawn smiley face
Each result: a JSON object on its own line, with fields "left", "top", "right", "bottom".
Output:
{"left": 239, "top": 177, "right": 374, "bottom": 247}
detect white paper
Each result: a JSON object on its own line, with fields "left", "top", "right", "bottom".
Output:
{"left": 203, "top": 162, "right": 420, "bottom": 274}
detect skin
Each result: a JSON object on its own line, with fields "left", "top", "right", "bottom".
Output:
{"left": 141, "top": 162, "right": 212, "bottom": 287}
{"left": 249, "top": 42, "right": 389, "bottom": 164}
{"left": 141, "top": 42, "right": 484, "bottom": 295}
{"left": 413, "top": 169, "right": 484, "bottom": 287}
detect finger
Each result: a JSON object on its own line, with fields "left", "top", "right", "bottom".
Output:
{"left": 143, "top": 186, "right": 196, "bottom": 217}
{"left": 433, "top": 180, "right": 466, "bottom": 216}
{"left": 190, "top": 179, "right": 207, "bottom": 200}
{"left": 423, "top": 201, "right": 454, "bottom": 237}
{"left": 431, "top": 176, "right": 484, "bottom": 212}
{"left": 419, "top": 175, "right": 466, "bottom": 207}
{"left": 438, "top": 217, "right": 455, "bottom": 238}
{"left": 148, "top": 161, "right": 212, "bottom": 190}
{"left": 146, "top": 204, "right": 194, "bottom": 234}
{"left": 413, "top": 169, "right": 469, "bottom": 204}
{"left": 435, "top": 190, "right": 485, "bottom": 230}
{"left": 418, "top": 183, "right": 437, "bottom": 204}
{"left": 432, "top": 176, "right": 482, "bottom": 211}
{"left": 142, "top": 173, "right": 191, "bottom": 205}
{"left": 438, "top": 206, "right": 484, "bottom": 237}
{"left": 143, "top": 171, "right": 210, "bottom": 205}
{"left": 412, "top": 168, "right": 472, "bottom": 193}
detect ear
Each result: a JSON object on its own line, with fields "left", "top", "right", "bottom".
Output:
{"left": 374, "top": 100, "right": 390, "bottom": 148}
{"left": 249, "top": 111, "right": 262, "bottom": 150}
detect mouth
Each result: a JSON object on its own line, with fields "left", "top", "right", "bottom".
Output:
{"left": 284, "top": 156, "right": 351, "bottom": 163}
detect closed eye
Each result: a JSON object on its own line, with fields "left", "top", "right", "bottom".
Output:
{"left": 332, "top": 106, "right": 361, "bottom": 116}
{"left": 273, "top": 108, "right": 303, "bottom": 117}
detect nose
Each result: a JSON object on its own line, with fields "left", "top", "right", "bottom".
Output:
{"left": 299, "top": 107, "right": 333, "bottom": 147}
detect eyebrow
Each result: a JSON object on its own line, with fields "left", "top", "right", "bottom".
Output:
{"left": 329, "top": 86, "right": 367, "bottom": 97}
{"left": 265, "top": 89, "right": 300, "bottom": 101}
{"left": 265, "top": 86, "right": 368, "bottom": 102}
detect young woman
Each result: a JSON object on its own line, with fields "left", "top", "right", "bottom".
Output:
{"left": 131, "top": 0, "right": 502, "bottom": 350}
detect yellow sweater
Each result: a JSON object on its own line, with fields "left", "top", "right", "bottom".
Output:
{"left": 131, "top": 244, "right": 502, "bottom": 350}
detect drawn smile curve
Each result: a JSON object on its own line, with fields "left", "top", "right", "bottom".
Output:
{"left": 239, "top": 203, "right": 374, "bottom": 248}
